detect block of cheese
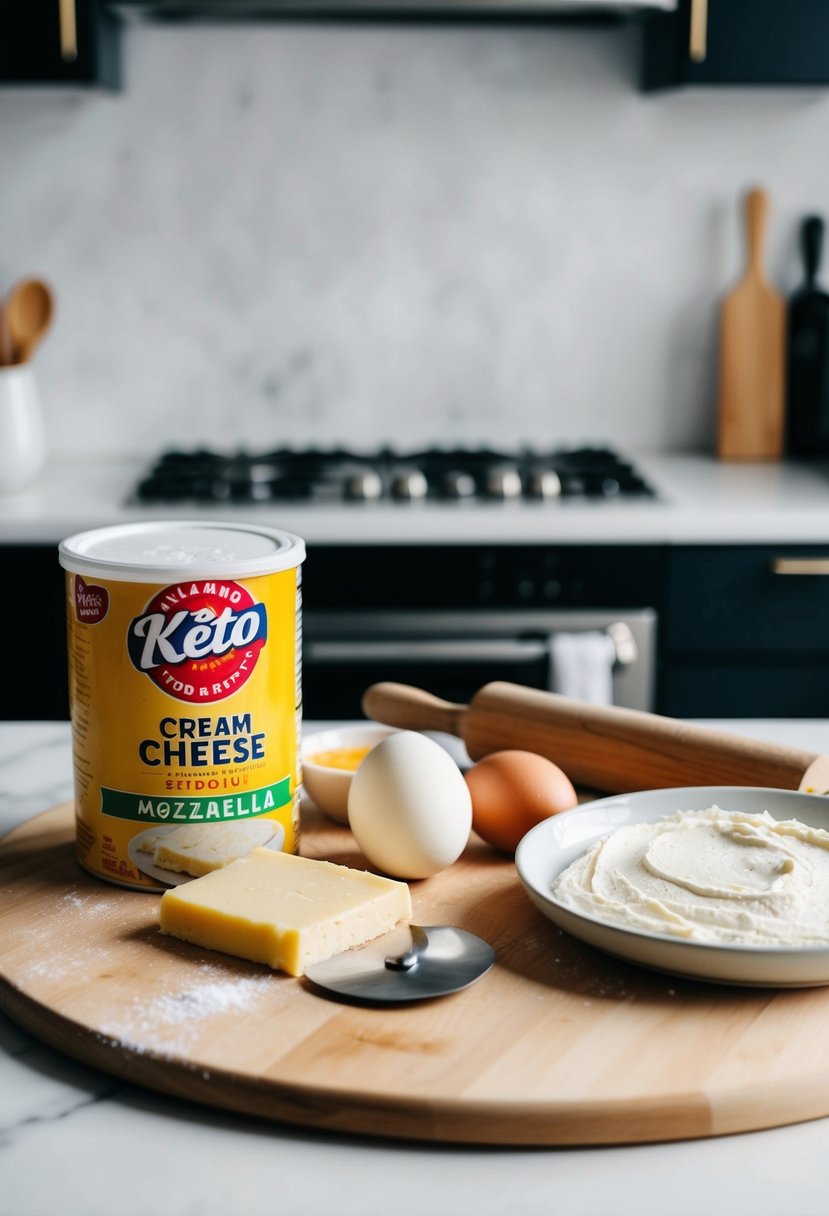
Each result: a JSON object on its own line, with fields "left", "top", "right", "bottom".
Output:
{"left": 158, "top": 847, "right": 412, "bottom": 976}
{"left": 152, "top": 820, "right": 276, "bottom": 877}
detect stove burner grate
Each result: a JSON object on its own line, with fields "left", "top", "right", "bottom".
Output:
{"left": 134, "top": 446, "right": 656, "bottom": 505}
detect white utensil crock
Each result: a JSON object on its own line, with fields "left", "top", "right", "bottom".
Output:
{"left": 0, "top": 365, "right": 46, "bottom": 493}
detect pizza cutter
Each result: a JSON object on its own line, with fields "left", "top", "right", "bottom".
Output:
{"left": 304, "top": 924, "right": 495, "bottom": 1004}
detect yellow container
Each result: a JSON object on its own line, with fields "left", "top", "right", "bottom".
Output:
{"left": 59, "top": 520, "right": 305, "bottom": 891}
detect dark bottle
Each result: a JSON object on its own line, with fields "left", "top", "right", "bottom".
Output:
{"left": 787, "top": 216, "right": 829, "bottom": 455}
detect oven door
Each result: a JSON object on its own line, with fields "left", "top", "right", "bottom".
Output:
{"left": 303, "top": 609, "right": 657, "bottom": 719}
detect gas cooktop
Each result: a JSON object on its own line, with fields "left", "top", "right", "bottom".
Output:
{"left": 134, "top": 446, "right": 655, "bottom": 505}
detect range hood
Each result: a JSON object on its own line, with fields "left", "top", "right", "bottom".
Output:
{"left": 116, "top": 0, "right": 676, "bottom": 16}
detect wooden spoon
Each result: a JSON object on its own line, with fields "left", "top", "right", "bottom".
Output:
{"left": 7, "top": 279, "right": 54, "bottom": 364}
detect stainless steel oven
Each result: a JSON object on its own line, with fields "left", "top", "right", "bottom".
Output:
{"left": 304, "top": 607, "right": 657, "bottom": 716}
{"left": 299, "top": 542, "right": 662, "bottom": 718}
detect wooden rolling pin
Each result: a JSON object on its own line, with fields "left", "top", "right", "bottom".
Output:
{"left": 362, "top": 681, "right": 829, "bottom": 795}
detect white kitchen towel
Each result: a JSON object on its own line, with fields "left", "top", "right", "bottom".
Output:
{"left": 549, "top": 631, "right": 616, "bottom": 705}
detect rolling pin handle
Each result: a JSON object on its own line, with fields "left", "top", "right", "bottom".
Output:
{"left": 362, "top": 682, "right": 467, "bottom": 739}
{"left": 798, "top": 755, "right": 829, "bottom": 794}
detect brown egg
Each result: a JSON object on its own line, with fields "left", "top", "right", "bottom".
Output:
{"left": 464, "top": 750, "right": 578, "bottom": 855}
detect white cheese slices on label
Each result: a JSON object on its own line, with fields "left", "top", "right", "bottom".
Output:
{"left": 135, "top": 827, "right": 170, "bottom": 855}
{"left": 151, "top": 820, "right": 276, "bottom": 877}
{"left": 158, "top": 847, "right": 412, "bottom": 976}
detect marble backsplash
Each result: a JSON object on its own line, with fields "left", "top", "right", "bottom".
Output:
{"left": 1, "top": 18, "right": 828, "bottom": 459}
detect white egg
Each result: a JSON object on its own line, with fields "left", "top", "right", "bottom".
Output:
{"left": 347, "top": 731, "right": 472, "bottom": 879}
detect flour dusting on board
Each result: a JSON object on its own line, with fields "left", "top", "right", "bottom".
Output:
{"left": 12, "top": 880, "right": 281, "bottom": 1050}
{"left": 99, "top": 963, "right": 280, "bottom": 1058}
{"left": 61, "top": 889, "right": 113, "bottom": 915}
{"left": 151, "top": 970, "right": 275, "bottom": 1020}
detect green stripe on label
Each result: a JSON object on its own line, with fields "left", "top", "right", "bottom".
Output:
{"left": 101, "top": 777, "right": 292, "bottom": 823}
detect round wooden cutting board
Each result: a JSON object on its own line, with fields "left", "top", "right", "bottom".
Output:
{"left": 3, "top": 803, "right": 829, "bottom": 1146}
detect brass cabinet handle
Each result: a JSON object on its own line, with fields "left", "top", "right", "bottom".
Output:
{"left": 771, "top": 557, "right": 829, "bottom": 576}
{"left": 58, "top": 0, "right": 78, "bottom": 62}
{"left": 689, "top": 0, "right": 709, "bottom": 63}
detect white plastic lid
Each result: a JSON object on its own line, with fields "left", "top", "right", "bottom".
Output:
{"left": 58, "top": 520, "right": 306, "bottom": 583}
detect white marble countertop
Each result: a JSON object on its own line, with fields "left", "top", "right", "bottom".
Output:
{"left": 4, "top": 719, "right": 829, "bottom": 1216}
{"left": 3, "top": 450, "right": 829, "bottom": 545}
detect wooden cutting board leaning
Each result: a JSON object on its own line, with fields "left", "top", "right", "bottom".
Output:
{"left": 7, "top": 802, "right": 829, "bottom": 1146}
{"left": 717, "top": 187, "right": 787, "bottom": 460}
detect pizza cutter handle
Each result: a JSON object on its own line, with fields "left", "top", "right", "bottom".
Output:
{"left": 385, "top": 925, "right": 429, "bottom": 972}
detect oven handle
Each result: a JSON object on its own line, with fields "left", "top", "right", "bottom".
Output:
{"left": 306, "top": 624, "right": 638, "bottom": 668}
{"left": 605, "top": 621, "right": 638, "bottom": 667}
{"left": 305, "top": 639, "right": 549, "bottom": 664}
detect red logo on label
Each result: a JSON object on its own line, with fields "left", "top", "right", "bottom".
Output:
{"left": 75, "top": 576, "right": 109, "bottom": 624}
{"left": 127, "top": 580, "right": 268, "bottom": 703}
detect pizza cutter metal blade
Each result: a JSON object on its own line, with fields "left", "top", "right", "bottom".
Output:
{"left": 304, "top": 924, "right": 495, "bottom": 1004}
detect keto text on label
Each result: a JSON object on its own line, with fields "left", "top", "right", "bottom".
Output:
{"left": 128, "top": 579, "right": 268, "bottom": 703}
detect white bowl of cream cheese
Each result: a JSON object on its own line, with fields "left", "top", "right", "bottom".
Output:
{"left": 515, "top": 786, "right": 829, "bottom": 987}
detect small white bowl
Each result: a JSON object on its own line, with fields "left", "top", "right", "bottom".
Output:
{"left": 515, "top": 785, "right": 829, "bottom": 988}
{"left": 301, "top": 725, "right": 398, "bottom": 822}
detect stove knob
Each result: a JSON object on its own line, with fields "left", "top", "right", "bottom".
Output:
{"left": 344, "top": 470, "right": 384, "bottom": 501}
{"left": 485, "top": 467, "right": 523, "bottom": 500}
{"left": 249, "top": 460, "right": 277, "bottom": 484}
{"left": 441, "top": 470, "right": 477, "bottom": 500}
{"left": 526, "top": 469, "right": 562, "bottom": 501}
{"left": 250, "top": 479, "right": 276, "bottom": 502}
{"left": 391, "top": 469, "right": 429, "bottom": 501}
{"left": 562, "top": 474, "right": 585, "bottom": 496}
{"left": 208, "top": 477, "right": 232, "bottom": 501}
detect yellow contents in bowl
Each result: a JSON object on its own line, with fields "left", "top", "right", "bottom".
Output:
{"left": 307, "top": 745, "right": 372, "bottom": 772}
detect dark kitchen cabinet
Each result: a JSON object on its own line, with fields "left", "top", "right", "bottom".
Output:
{"left": 6, "top": 545, "right": 69, "bottom": 721}
{"left": 8, "top": 539, "right": 829, "bottom": 721}
{"left": 0, "top": 0, "right": 120, "bottom": 88}
{"left": 659, "top": 545, "right": 829, "bottom": 718}
{"left": 642, "top": 0, "right": 829, "bottom": 91}
{"left": 302, "top": 544, "right": 662, "bottom": 719}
